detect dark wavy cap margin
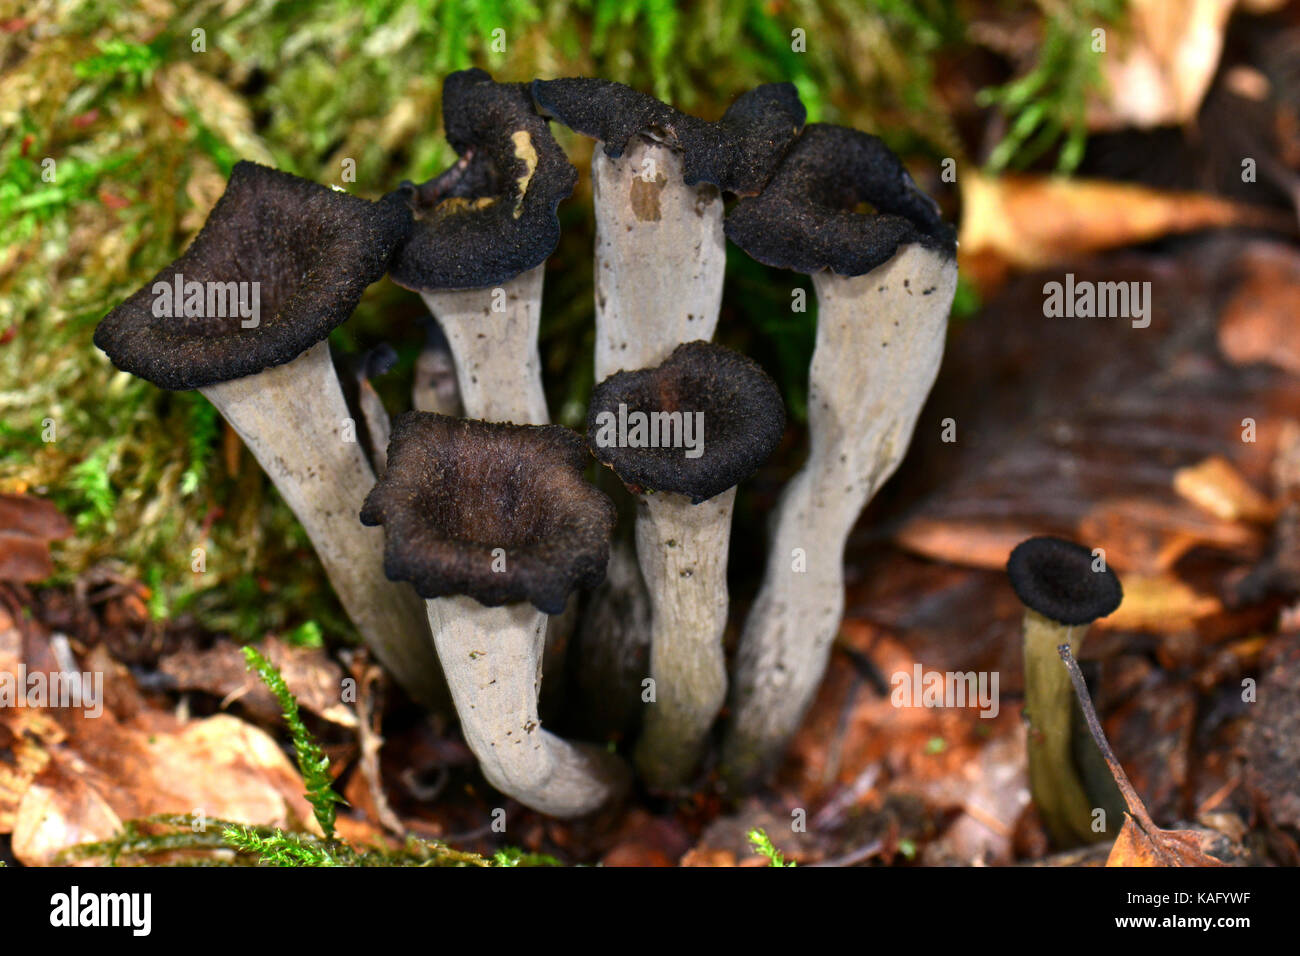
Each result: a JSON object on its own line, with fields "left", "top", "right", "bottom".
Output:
{"left": 586, "top": 340, "right": 786, "bottom": 504}
{"left": 92, "top": 161, "right": 411, "bottom": 391}
{"left": 531, "top": 77, "right": 805, "bottom": 196}
{"left": 388, "top": 69, "right": 578, "bottom": 292}
{"left": 725, "top": 123, "right": 957, "bottom": 277}
{"left": 361, "top": 412, "right": 616, "bottom": 615}
{"left": 1006, "top": 536, "right": 1124, "bottom": 627}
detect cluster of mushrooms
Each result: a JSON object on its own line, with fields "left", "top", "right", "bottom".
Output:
{"left": 95, "top": 69, "right": 958, "bottom": 816}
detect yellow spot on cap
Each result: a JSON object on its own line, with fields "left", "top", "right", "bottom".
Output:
{"left": 435, "top": 196, "right": 497, "bottom": 215}
{"left": 511, "top": 129, "right": 537, "bottom": 219}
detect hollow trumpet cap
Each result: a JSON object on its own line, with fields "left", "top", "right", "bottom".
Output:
{"left": 531, "top": 77, "right": 805, "bottom": 196}
{"left": 388, "top": 69, "right": 578, "bottom": 292}
{"left": 725, "top": 123, "right": 957, "bottom": 278}
{"left": 93, "top": 161, "right": 411, "bottom": 391}
{"left": 586, "top": 340, "right": 785, "bottom": 504}
{"left": 361, "top": 412, "right": 616, "bottom": 615}
{"left": 1006, "top": 536, "right": 1124, "bottom": 626}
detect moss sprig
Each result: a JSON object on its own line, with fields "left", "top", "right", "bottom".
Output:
{"left": 748, "top": 827, "right": 795, "bottom": 867}
{"left": 240, "top": 645, "right": 345, "bottom": 841}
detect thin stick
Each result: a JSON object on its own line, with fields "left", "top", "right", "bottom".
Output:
{"left": 807, "top": 840, "right": 884, "bottom": 868}
{"left": 1056, "top": 644, "right": 1158, "bottom": 833}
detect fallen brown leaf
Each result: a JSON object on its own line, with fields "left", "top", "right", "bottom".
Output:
{"left": 0, "top": 494, "right": 72, "bottom": 583}
{"left": 1174, "top": 455, "right": 1276, "bottom": 523}
{"left": 1095, "top": 574, "right": 1222, "bottom": 632}
{"left": 1088, "top": 0, "right": 1236, "bottom": 130}
{"left": 1107, "top": 813, "right": 1228, "bottom": 866}
{"left": 1217, "top": 243, "right": 1300, "bottom": 376}
{"left": 679, "top": 847, "right": 739, "bottom": 867}
{"left": 959, "top": 172, "right": 1292, "bottom": 289}
{"left": 600, "top": 809, "right": 691, "bottom": 867}
{"left": 1079, "top": 498, "right": 1261, "bottom": 574}
{"left": 893, "top": 517, "right": 1033, "bottom": 570}
{"left": 0, "top": 707, "right": 63, "bottom": 833}
{"left": 0, "top": 494, "right": 72, "bottom": 539}
{"left": 10, "top": 709, "right": 316, "bottom": 865}
{"left": 159, "top": 635, "right": 356, "bottom": 728}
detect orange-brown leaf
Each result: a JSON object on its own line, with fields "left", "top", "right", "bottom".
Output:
{"left": 1106, "top": 814, "right": 1227, "bottom": 867}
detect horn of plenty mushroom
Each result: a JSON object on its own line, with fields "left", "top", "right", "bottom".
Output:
{"left": 721, "top": 123, "right": 959, "bottom": 786}
{"left": 93, "top": 160, "right": 445, "bottom": 709}
{"left": 389, "top": 68, "right": 577, "bottom": 426}
{"left": 1007, "top": 535, "right": 1125, "bottom": 847}
{"left": 532, "top": 77, "right": 805, "bottom": 379}
{"left": 534, "top": 79, "right": 803, "bottom": 739}
{"left": 361, "top": 411, "right": 629, "bottom": 817}
{"left": 588, "top": 341, "right": 785, "bottom": 789}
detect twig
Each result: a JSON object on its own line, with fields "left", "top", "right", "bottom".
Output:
{"left": 1056, "top": 644, "right": 1158, "bottom": 833}
{"left": 806, "top": 840, "right": 884, "bottom": 868}
{"left": 812, "top": 763, "right": 881, "bottom": 831}
{"left": 354, "top": 656, "right": 405, "bottom": 837}
{"left": 400, "top": 765, "right": 449, "bottom": 803}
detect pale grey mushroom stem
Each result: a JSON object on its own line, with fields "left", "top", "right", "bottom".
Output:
{"left": 420, "top": 265, "right": 567, "bottom": 723}
{"left": 582, "top": 139, "right": 729, "bottom": 742}
{"left": 592, "top": 140, "right": 725, "bottom": 378}
{"left": 419, "top": 263, "right": 549, "bottom": 424}
{"left": 724, "top": 244, "right": 959, "bottom": 784}
{"left": 200, "top": 340, "right": 444, "bottom": 708}
{"left": 338, "top": 348, "right": 394, "bottom": 475}
{"left": 427, "top": 595, "right": 630, "bottom": 817}
{"left": 633, "top": 488, "right": 735, "bottom": 789}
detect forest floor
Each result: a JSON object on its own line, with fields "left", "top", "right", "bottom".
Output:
{"left": 5, "top": 1, "right": 1300, "bottom": 866}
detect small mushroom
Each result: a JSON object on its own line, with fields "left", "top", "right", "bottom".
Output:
{"left": 532, "top": 78, "right": 805, "bottom": 378}
{"left": 411, "top": 316, "right": 462, "bottom": 417}
{"left": 722, "top": 124, "right": 959, "bottom": 786}
{"left": 93, "top": 160, "right": 443, "bottom": 709}
{"left": 570, "top": 538, "right": 653, "bottom": 739}
{"left": 338, "top": 342, "right": 398, "bottom": 475}
{"left": 1006, "top": 535, "right": 1124, "bottom": 847}
{"left": 588, "top": 341, "right": 785, "bottom": 789}
{"left": 361, "top": 411, "right": 629, "bottom": 817}
{"left": 389, "top": 68, "right": 577, "bottom": 425}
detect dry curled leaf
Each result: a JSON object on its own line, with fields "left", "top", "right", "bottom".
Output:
{"left": 1094, "top": 573, "right": 1222, "bottom": 633}
{"left": 959, "top": 172, "right": 1291, "bottom": 290}
{"left": 1174, "top": 455, "right": 1276, "bottom": 523}
{"left": 1088, "top": 0, "right": 1236, "bottom": 131}
{"left": 1107, "top": 813, "right": 1228, "bottom": 866}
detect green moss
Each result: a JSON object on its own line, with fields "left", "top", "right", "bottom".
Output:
{"left": 979, "top": 0, "right": 1128, "bottom": 173}
{"left": 242, "top": 645, "right": 345, "bottom": 840}
{"left": 748, "top": 827, "right": 795, "bottom": 867}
